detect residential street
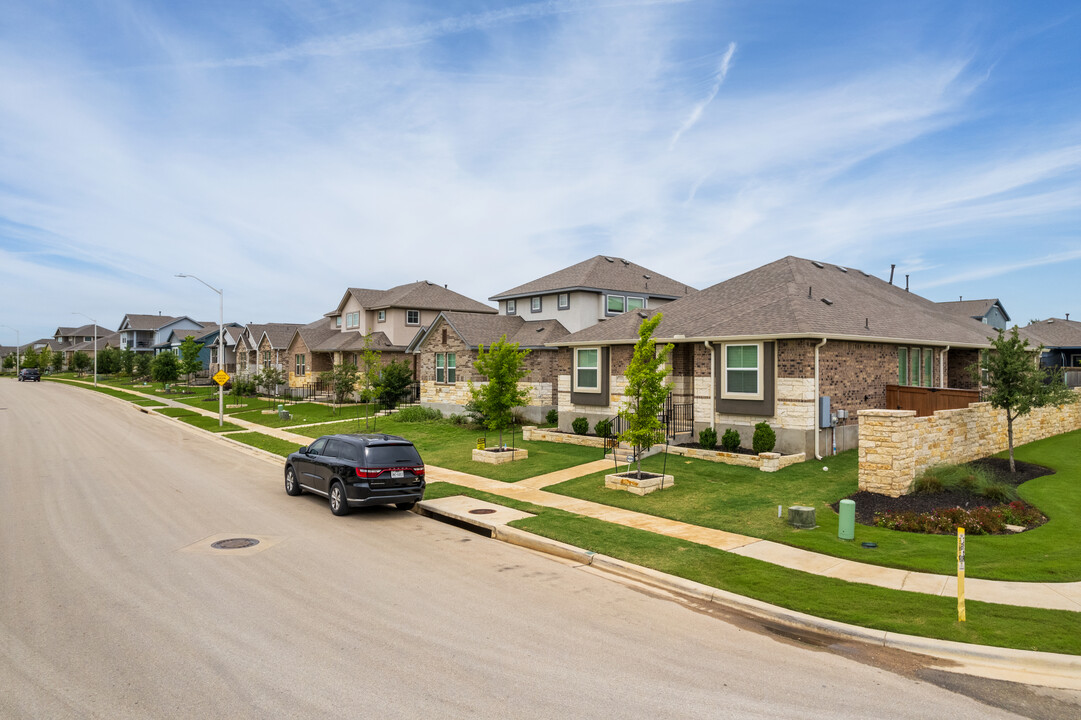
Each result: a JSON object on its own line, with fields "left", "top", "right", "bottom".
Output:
{"left": 0, "top": 381, "right": 1055, "bottom": 719}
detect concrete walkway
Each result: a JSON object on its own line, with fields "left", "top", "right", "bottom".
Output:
{"left": 51, "top": 378, "right": 1081, "bottom": 612}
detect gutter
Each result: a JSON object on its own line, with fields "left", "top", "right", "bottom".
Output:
{"left": 704, "top": 340, "right": 716, "bottom": 431}
{"left": 814, "top": 338, "right": 827, "bottom": 460}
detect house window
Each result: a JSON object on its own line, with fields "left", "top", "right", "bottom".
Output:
{"left": 295, "top": 354, "right": 306, "bottom": 376}
{"left": 507, "top": 299, "right": 516, "bottom": 315}
{"left": 406, "top": 310, "right": 420, "bottom": 325}
{"left": 899, "top": 347, "right": 935, "bottom": 387}
{"left": 442, "top": 328, "right": 448, "bottom": 344}
{"left": 262, "top": 351, "right": 271, "bottom": 368}
{"left": 607, "top": 295, "right": 625, "bottom": 314}
{"left": 558, "top": 293, "right": 569, "bottom": 310}
{"left": 627, "top": 297, "right": 645, "bottom": 311}
{"left": 335, "top": 316, "right": 341, "bottom": 327}
{"left": 377, "top": 310, "right": 386, "bottom": 323}
{"left": 436, "top": 352, "right": 456, "bottom": 384}
{"left": 574, "top": 348, "right": 600, "bottom": 392}
{"left": 210, "top": 347, "right": 219, "bottom": 364}
{"left": 722, "top": 343, "right": 762, "bottom": 399}
{"left": 346, "top": 312, "right": 359, "bottom": 329}
{"left": 531, "top": 297, "right": 542, "bottom": 313}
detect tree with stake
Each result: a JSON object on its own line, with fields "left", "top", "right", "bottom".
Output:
{"left": 120, "top": 348, "right": 136, "bottom": 376}
{"left": 979, "top": 327, "right": 1077, "bottom": 472}
{"left": 178, "top": 335, "right": 204, "bottom": 385}
{"left": 22, "top": 346, "right": 39, "bottom": 369}
{"left": 469, "top": 335, "right": 532, "bottom": 448}
{"left": 150, "top": 352, "right": 180, "bottom": 390}
{"left": 359, "top": 333, "right": 382, "bottom": 430}
{"left": 326, "top": 363, "right": 360, "bottom": 413}
{"left": 377, "top": 360, "right": 414, "bottom": 410}
{"left": 71, "top": 350, "right": 91, "bottom": 374}
{"left": 617, "top": 313, "right": 673, "bottom": 479}
{"left": 134, "top": 352, "right": 152, "bottom": 380}
{"left": 37, "top": 346, "right": 52, "bottom": 374}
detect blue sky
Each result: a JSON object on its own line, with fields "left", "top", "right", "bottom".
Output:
{"left": 1, "top": 0, "right": 1078, "bottom": 344}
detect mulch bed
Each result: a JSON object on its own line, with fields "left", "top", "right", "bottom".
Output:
{"left": 833, "top": 458, "right": 1055, "bottom": 527}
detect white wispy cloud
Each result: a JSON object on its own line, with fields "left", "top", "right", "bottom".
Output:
{"left": 669, "top": 41, "right": 736, "bottom": 150}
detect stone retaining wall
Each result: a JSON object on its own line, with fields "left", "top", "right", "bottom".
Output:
{"left": 858, "top": 390, "right": 1081, "bottom": 496}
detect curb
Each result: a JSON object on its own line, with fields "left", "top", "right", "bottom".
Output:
{"left": 437, "top": 505, "right": 1081, "bottom": 689}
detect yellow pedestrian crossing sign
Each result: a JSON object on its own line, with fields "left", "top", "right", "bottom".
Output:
{"left": 213, "top": 370, "right": 230, "bottom": 386}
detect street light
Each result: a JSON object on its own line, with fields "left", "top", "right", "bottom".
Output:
{"left": 72, "top": 312, "right": 98, "bottom": 387}
{"left": 176, "top": 273, "right": 224, "bottom": 427}
{"left": 1, "top": 325, "right": 18, "bottom": 376}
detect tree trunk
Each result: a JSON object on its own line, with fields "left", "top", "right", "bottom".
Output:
{"left": 1007, "top": 412, "right": 1016, "bottom": 472}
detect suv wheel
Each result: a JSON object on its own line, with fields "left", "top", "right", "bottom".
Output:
{"left": 284, "top": 466, "right": 302, "bottom": 496}
{"left": 329, "top": 481, "right": 350, "bottom": 516}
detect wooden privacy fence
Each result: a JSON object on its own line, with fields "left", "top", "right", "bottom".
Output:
{"left": 885, "top": 385, "right": 980, "bottom": 417}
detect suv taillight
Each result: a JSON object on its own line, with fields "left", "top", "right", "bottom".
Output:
{"left": 412, "top": 466, "right": 425, "bottom": 477}
{"left": 356, "top": 467, "right": 383, "bottom": 479}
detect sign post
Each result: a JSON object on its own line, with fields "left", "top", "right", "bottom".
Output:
{"left": 957, "top": 527, "right": 966, "bottom": 622}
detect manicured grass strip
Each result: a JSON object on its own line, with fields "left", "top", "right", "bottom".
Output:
{"left": 152, "top": 406, "right": 242, "bottom": 432}
{"left": 154, "top": 407, "right": 195, "bottom": 417}
{"left": 174, "top": 394, "right": 275, "bottom": 414}
{"left": 546, "top": 431, "right": 1081, "bottom": 583}
{"left": 132, "top": 399, "right": 166, "bottom": 407}
{"left": 232, "top": 402, "right": 376, "bottom": 428}
{"left": 296, "top": 417, "right": 605, "bottom": 481}
{"left": 45, "top": 377, "right": 164, "bottom": 405}
{"left": 424, "top": 482, "right": 1081, "bottom": 655}
{"left": 227, "top": 432, "right": 301, "bottom": 457}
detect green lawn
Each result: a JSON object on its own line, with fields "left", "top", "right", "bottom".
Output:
{"left": 544, "top": 431, "right": 1081, "bottom": 582}
{"left": 296, "top": 416, "right": 604, "bottom": 481}
{"left": 226, "top": 432, "right": 303, "bottom": 457}
{"left": 424, "top": 481, "right": 1081, "bottom": 655}
{"left": 152, "top": 406, "right": 242, "bottom": 432}
{"left": 43, "top": 377, "right": 166, "bottom": 406}
{"left": 231, "top": 402, "right": 375, "bottom": 428}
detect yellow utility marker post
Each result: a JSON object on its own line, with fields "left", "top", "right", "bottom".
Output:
{"left": 957, "top": 527, "right": 966, "bottom": 622}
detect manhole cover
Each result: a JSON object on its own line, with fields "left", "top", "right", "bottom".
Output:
{"left": 468, "top": 508, "right": 497, "bottom": 515}
{"left": 211, "top": 538, "right": 260, "bottom": 550}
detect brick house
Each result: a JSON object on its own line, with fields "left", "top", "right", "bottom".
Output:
{"left": 549, "top": 256, "right": 995, "bottom": 458}
{"left": 410, "top": 311, "right": 569, "bottom": 422}
{"left": 235, "top": 323, "right": 304, "bottom": 377}
{"left": 52, "top": 324, "right": 119, "bottom": 368}
{"left": 284, "top": 319, "right": 401, "bottom": 390}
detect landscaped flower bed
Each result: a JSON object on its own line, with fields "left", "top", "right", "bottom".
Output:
{"left": 873, "top": 502, "right": 1046, "bottom": 535}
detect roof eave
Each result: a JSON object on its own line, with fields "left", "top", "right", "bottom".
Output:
{"left": 547, "top": 332, "right": 992, "bottom": 349}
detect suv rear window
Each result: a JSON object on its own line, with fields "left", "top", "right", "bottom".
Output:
{"left": 365, "top": 444, "right": 422, "bottom": 467}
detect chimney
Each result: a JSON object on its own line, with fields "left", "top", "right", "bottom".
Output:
{"left": 959, "top": 296, "right": 963, "bottom": 301}
{"left": 905, "top": 274, "right": 909, "bottom": 292}
{"left": 1067, "top": 313, "right": 1071, "bottom": 321}
{"left": 888, "top": 264, "right": 896, "bottom": 285}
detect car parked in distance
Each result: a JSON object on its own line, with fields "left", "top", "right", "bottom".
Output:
{"left": 18, "top": 368, "right": 41, "bottom": 382}
{"left": 284, "top": 433, "right": 425, "bottom": 516}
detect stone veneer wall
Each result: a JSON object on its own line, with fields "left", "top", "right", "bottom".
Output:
{"left": 858, "top": 390, "right": 1081, "bottom": 496}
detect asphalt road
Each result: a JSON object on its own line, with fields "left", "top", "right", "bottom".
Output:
{"left": 0, "top": 380, "right": 1044, "bottom": 719}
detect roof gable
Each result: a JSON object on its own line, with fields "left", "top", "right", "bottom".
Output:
{"left": 329, "top": 282, "right": 496, "bottom": 316}
{"left": 490, "top": 255, "right": 695, "bottom": 301}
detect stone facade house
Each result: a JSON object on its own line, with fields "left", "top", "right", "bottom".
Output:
{"left": 235, "top": 323, "right": 304, "bottom": 377}
{"left": 936, "top": 298, "right": 1010, "bottom": 330}
{"left": 549, "top": 256, "right": 996, "bottom": 458}
{"left": 284, "top": 319, "right": 401, "bottom": 391}
{"left": 489, "top": 255, "right": 695, "bottom": 334}
{"left": 410, "top": 311, "right": 569, "bottom": 422}
{"left": 52, "top": 324, "right": 119, "bottom": 367}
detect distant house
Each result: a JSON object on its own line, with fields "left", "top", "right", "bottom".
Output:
{"left": 236, "top": 323, "right": 304, "bottom": 376}
{"left": 193, "top": 323, "right": 245, "bottom": 374}
{"left": 1022, "top": 317, "right": 1081, "bottom": 371}
{"left": 117, "top": 314, "right": 205, "bottom": 355}
{"left": 409, "top": 311, "right": 569, "bottom": 422}
{"left": 488, "top": 255, "right": 695, "bottom": 334}
{"left": 548, "top": 256, "right": 995, "bottom": 457}
{"left": 936, "top": 298, "right": 1010, "bottom": 330}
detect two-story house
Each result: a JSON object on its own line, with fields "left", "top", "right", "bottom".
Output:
{"left": 936, "top": 298, "right": 1011, "bottom": 330}
{"left": 117, "top": 314, "right": 206, "bottom": 355}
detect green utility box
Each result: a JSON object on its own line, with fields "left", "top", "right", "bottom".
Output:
{"left": 838, "top": 499, "right": 855, "bottom": 540}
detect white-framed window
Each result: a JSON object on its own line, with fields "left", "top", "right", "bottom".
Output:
{"left": 558, "top": 293, "right": 569, "bottom": 310}
{"left": 606, "top": 295, "right": 625, "bottom": 314}
{"left": 531, "top": 297, "right": 542, "bottom": 313}
{"left": 899, "top": 347, "right": 935, "bottom": 387}
{"left": 627, "top": 297, "right": 645, "bottom": 311}
{"left": 406, "top": 310, "right": 420, "bottom": 325}
{"left": 295, "top": 354, "right": 306, "bottom": 376}
{"left": 436, "top": 352, "right": 456, "bottom": 383}
{"left": 210, "top": 347, "right": 219, "bottom": 364}
{"left": 377, "top": 310, "right": 386, "bottom": 323}
{"left": 262, "top": 350, "right": 271, "bottom": 368}
{"left": 334, "top": 316, "right": 341, "bottom": 327}
{"left": 345, "top": 312, "right": 360, "bottom": 329}
{"left": 506, "top": 299, "right": 516, "bottom": 315}
{"left": 573, "top": 347, "right": 600, "bottom": 393}
{"left": 721, "top": 343, "right": 763, "bottom": 400}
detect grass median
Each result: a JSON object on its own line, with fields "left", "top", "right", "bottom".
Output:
{"left": 424, "top": 481, "right": 1081, "bottom": 655}
{"left": 152, "top": 406, "right": 242, "bottom": 432}
{"left": 44, "top": 377, "right": 166, "bottom": 406}
{"left": 227, "top": 432, "right": 303, "bottom": 457}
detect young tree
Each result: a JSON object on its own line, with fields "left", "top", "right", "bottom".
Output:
{"left": 51, "top": 350, "right": 65, "bottom": 372}
{"left": 178, "top": 335, "right": 204, "bottom": 385}
{"left": 469, "top": 335, "right": 532, "bottom": 447}
{"left": 359, "top": 333, "right": 382, "bottom": 429}
{"left": 37, "top": 346, "right": 53, "bottom": 374}
{"left": 150, "top": 351, "right": 180, "bottom": 388}
{"left": 98, "top": 346, "right": 121, "bottom": 375}
{"left": 134, "top": 352, "right": 152, "bottom": 379}
{"left": 257, "top": 365, "right": 286, "bottom": 402}
{"left": 979, "top": 327, "right": 1077, "bottom": 472}
{"left": 325, "top": 363, "right": 360, "bottom": 411}
{"left": 120, "top": 348, "right": 136, "bottom": 376}
{"left": 376, "top": 359, "right": 414, "bottom": 410}
{"left": 71, "top": 350, "right": 92, "bottom": 373}
{"left": 3, "top": 355, "right": 14, "bottom": 370}
{"left": 22, "top": 346, "right": 39, "bottom": 369}
{"left": 617, "top": 313, "right": 674, "bottom": 478}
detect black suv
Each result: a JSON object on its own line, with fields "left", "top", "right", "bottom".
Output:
{"left": 18, "top": 368, "right": 41, "bottom": 382}
{"left": 284, "top": 434, "right": 425, "bottom": 516}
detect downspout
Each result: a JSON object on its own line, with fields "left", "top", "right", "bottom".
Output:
{"left": 704, "top": 340, "right": 716, "bottom": 430}
{"left": 814, "top": 338, "right": 827, "bottom": 460}
{"left": 940, "top": 346, "right": 950, "bottom": 388}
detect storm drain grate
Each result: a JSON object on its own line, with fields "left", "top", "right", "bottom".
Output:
{"left": 211, "top": 538, "right": 260, "bottom": 550}
{"left": 468, "top": 508, "right": 497, "bottom": 515}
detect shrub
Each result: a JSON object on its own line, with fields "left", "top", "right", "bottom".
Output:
{"left": 572, "top": 417, "right": 589, "bottom": 435}
{"left": 595, "top": 418, "right": 613, "bottom": 437}
{"left": 698, "top": 427, "right": 717, "bottom": 450}
{"left": 873, "top": 503, "right": 1045, "bottom": 535}
{"left": 546, "top": 408, "right": 559, "bottom": 425}
{"left": 396, "top": 406, "right": 443, "bottom": 422}
{"left": 448, "top": 413, "right": 470, "bottom": 426}
{"left": 981, "top": 481, "right": 1018, "bottom": 504}
{"left": 720, "top": 428, "right": 740, "bottom": 452}
{"left": 911, "top": 473, "right": 944, "bottom": 494}
{"left": 751, "top": 421, "right": 776, "bottom": 454}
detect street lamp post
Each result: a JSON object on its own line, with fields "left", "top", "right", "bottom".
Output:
{"left": 176, "top": 274, "right": 224, "bottom": 427}
{"left": 72, "top": 312, "right": 98, "bottom": 387}
{"left": 1, "top": 325, "right": 18, "bottom": 376}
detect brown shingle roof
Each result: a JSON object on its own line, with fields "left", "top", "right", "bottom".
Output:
{"left": 552, "top": 256, "right": 996, "bottom": 348}
{"left": 296, "top": 318, "right": 402, "bottom": 353}
{"left": 936, "top": 299, "right": 1009, "bottom": 323}
{"left": 244, "top": 323, "right": 304, "bottom": 350}
{"left": 1020, "top": 318, "right": 1081, "bottom": 348}
{"left": 490, "top": 255, "right": 695, "bottom": 301}
{"left": 119, "top": 314, "right": 179, "bottom": 331}
{"left": 329, "top": 281, "right": 496, "bottom": 316}
{"left": 430, "top": 311, "right": 569, "bottom": 349}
